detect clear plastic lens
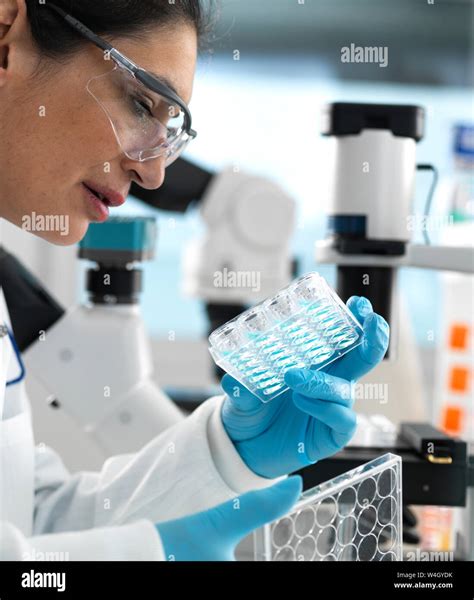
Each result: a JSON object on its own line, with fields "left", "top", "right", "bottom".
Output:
{"left": 87, "top": 66, "right": 190, "bottom": 164}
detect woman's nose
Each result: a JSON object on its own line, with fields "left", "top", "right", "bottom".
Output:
{"left": 121, "top": 154, "right": 166, "bottom": 190}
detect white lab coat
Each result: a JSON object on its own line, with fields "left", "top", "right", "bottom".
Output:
{"left": 0, "top": 289, "right": 276, "bottom": 560}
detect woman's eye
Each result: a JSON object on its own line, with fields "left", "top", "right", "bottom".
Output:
{"left": 131, "top": 97, "right": 153, "bottom": 117}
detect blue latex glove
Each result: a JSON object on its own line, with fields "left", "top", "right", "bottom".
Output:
{"left": 221, "top": 296, "right": 389, "bottom": 479}
{"left": 156, "top": 476, "right": 302, "bottom": 561}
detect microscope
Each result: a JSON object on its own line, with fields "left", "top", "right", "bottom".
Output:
{"left": 316, "top": 103, "right": 473, "bottom": 356}
{"left": 310, "top": 102, "right": 474, "bottom": 559}
{"left": 19, "top": 217, "right": 184, "bottom": 456}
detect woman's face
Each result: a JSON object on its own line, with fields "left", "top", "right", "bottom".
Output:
{"left": 0, "top": 2, "right": 197, "bottom": 245}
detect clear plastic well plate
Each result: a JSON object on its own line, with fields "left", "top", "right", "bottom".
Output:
{"left": 254, "top": 453, "right": 402, "bottom": 561}
{"left": 208, "top": 272, "right": 363, "bottom": 402}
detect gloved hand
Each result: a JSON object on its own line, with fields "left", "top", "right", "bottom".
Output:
{"left": 221, "top": 296, "right": 389, "bottom": 478}
{"left": 156, "top": 476, "right": 302, "bottom": 561}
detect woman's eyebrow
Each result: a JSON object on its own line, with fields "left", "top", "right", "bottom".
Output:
{"left": 149, "top": 71, "right": 180, "bottom": 98}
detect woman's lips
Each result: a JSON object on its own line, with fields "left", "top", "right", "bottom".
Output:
{"left": 82, "top": 183, "right": 110, "bottom": 222}
{"left": 82, "top": 181, "right": 126, "bottom": 207}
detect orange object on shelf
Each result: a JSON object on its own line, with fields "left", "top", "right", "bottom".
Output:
{"left": 449, "top": 324, "right": 469, "bottom": 350}
{"left": 449, "top": 367, "right": 469, "bottom": 392}
{"left": 441, "top": 405, "right": 464, "bottom": 434}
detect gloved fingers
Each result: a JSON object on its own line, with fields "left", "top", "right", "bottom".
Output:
{"left": 331, "top": 428, "right": 357, "bottom": 448}
{"left": 360, "top": 311, "right": 390, "bottom": 364}
{"left": 284, "top": 368, "right": 353, "bottom": 406}
{"left": 346, "top": 296, "right": 374, "bottom": 326}
{"left": 346, "top": 297, "right": 390, "bottom": 367}
{"left": 208, "top": 476, "right": 303, "bottom": 542}
{"left": 221, "top": 374, "right": 262, "bottom": 411}
{"left": 324, "top": 311, "right": 389, "bottom": 381}
{"left": 293, "top": 394, "right": 357, "bottom": 435}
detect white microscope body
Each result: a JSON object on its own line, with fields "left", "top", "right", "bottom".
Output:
{"left": 25, "top": 303, "right": 183, "bottom": 457}
{"left": 182, "top": 167, "right": 296, "bottom": 304}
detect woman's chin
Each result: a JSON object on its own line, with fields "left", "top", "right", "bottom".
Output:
{"left": 30, "top": 220, "right": 91, "bottom": 246}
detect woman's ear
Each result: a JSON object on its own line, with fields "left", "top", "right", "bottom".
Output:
{"left": 0, "top": 0, "right": 16, "bottom": 33}
{"left": 0, "top": 0, "right": 29, "bottom": 87}
{"left": 0, "top": 0, "right": 16, "bottom": 82}
{"left": 0, "top": 33, "right": 9, "bottom": 85}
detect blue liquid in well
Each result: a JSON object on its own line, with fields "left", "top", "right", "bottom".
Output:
{"left": 276, "top": 316, "right": 325, "bottom": 365}
{"left": 306, "top": 301, "right": 345, "bottom": 330}
{"left": 262, "top": 382, "right": 286, "bottom": 396}
{"left": 230, "top": 348, "right": 281, "bottom": 390}
{"left": 291, "top": 329, "right": 327, "bottom": 353}
{"left": 276, "top": 355, "right": 305, "bottom": 370}
{"left": 216, "top": 295, "right": 362, "bottom": 401}
{"left": 304, "top": 345, "right": 334, "bottom": 364}
{"left": 280, "top": 316, "right": 308, "bottom": 338}
{"left": 306, "top": 301, "right": 334, "bottom": 319}
{"left": 229, "top": 349, "right": 268, "bottom": 377}
{"left": 255, "top": 378, "right": 282, "bottom": 391}
{"left": 254, "top": 332, "right": 281, "bottom": 351}
{"left": 250, "top": 369, "right": 282, "bottom": 389}
{"left": 329, "top": 329, "right": 360, "bottom": 350}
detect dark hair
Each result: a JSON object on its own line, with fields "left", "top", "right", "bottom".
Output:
{"left": 25, "top": 0, "right": 215, "bottom": 61}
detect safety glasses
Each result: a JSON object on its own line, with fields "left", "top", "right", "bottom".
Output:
{"left": 46, "top": 3, "right": 197, "bottom": 165}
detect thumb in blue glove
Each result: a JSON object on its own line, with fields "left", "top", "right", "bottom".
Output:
{"left": 156, "top": 476, "right": 302, "bottom": 561}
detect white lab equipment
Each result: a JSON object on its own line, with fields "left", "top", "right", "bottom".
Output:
{"left": 23, "top": 218, "right": 184, "bottom": 459}
{"left": 349, "top": 414, "right": 398, "bottom": 448}
{"left": 316, "top": 103, "right": 474, "bottom": 359}
{"left": 182, "top": 167, "right": 296, "bottom": 304}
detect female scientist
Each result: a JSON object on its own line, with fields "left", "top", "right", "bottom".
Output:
{"left": 0, "top": 0, "right": 389, "bottom": 561}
